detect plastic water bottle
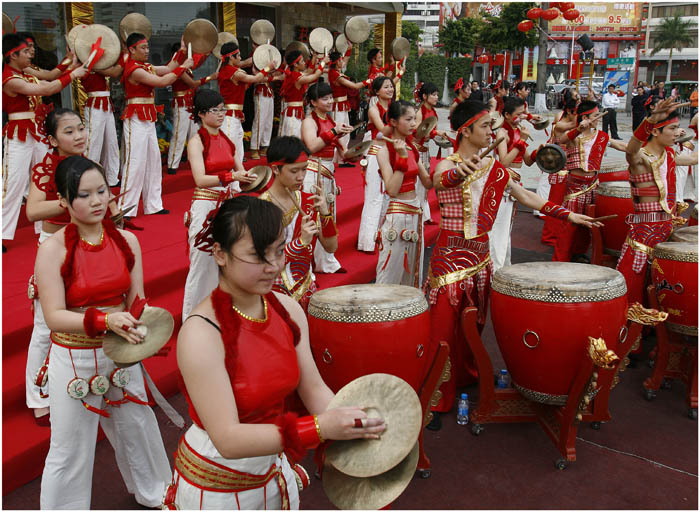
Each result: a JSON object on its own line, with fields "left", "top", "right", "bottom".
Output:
{"left": 497, "top": 369, "right": 510, "bottom": 389}
{"left": 456, "top": 393, "right": 469, "bottom": 425}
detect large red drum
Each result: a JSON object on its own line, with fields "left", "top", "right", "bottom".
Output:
{"left": 490, "top": 262, "right": 628, "bottom": 406}
{"left": 598, "top": 162, "right": 629, "bottom": 183}
{"left": 596, "top": 181, "right": 634, "bottom": 256}
{"left": 651, "top": 242, "right": 698, "bottom": 336}
{"left": 669, "top": 225, "right": 698, "bottom": 243}
{"left": 689, "top": 205, "right": 698, "bottom": 227}
{"left": 307, "top": 284, "right": 431, "bottom": 392}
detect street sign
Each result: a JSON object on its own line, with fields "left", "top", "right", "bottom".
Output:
{"left": 607, "top": 57, "right": 634, "bottom": 66}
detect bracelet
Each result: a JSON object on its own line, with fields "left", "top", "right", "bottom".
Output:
{"left": 566, "top": 128, "right": 580, "bottom": 141}
{"left": 529, "top": 149, "right": 538, "bottom": 162}
{"left": 313, "top": 415, "right": 324, "bottom": 443}
{"left": 200, "top": 75, "right": 211, "bottom": 85}
{"left": 58, "top": 72, "right": 72, "bottom": 89}
{"left": 104, "top": 313, "right": 110, "bottom": 332}
{"left": 296, "top": 415, "right": 321, "bottom": 449}
{"left": 320, "top": 214, "right": 337, "bottom": 238}
{"left": 633, "top": 118, "right": 653, "bottom": 142}
{"left": 541, "top": 200, "right": 571, "bottom": 221}
{"left": 56, "top": 57, "right": 71, "bottom": 72}
{"left": 440, "top": 167, "right": 463, "bottom": 188}
{"left": 83, "top": 307, "right": 107, "bottom": 338}
{"left": 218, "top": 171, "right": 234, "bottom": 186}
{"left": 172, "top": 66, "right": 186, "bottom": 78}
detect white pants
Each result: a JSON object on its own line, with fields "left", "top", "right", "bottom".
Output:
{"left": 222, "top": 115, "right": 245, "bottom": 162}
{"left": 167, "top": 106, "right": 197, "bottom": 171}
{"left": 182, "top": 195, "right": 225, "bottom": 320}
{"left": 332, "top": 109, "right": 350, "bottom": 162}
{"left": 676, "top": 147, "right": 698, "bottom": 203}
{"left": 303, "top": 159, "right": 341, "bottom": 273}
{"left": 376, "top": 196, "right": 423, "bottom": 287}
{"left": 173, "top": 425, "right": 300, "bottom": 510}
{"left": 418, "top": 150, "right": 432, "bottom": 222}
{"left": 119, "top": 117, "right": 163, "bottom": 215}
{"left": 250, "top": 94, "right": 274, "bottom": 150}
{"left": 280, "top": 115, "right": 303, "bottom": 139}
{"left": 533, "top": 171, "right": 551, "bottom": 216}
{"left": 357, "top": 148, "right": 385, "bottom": 251}
{"left": 489, "top": 193, "right": 516, "bottom": 272}
{"left": 2, "top": 134, "right": 49, "bottom": 239}
{"left": 84, "top": 106, "right": 120, "bottom": 186}
{"left": 40, "top": 345, "right": 171, "bottom": 509}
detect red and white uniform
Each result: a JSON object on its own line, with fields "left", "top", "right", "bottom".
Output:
{"left": 217, "top": 63, "right": 248, "bottom": 159}
{"left": 279, "top": 70, "right": 307, "bottom": 138}
{"left": 250, "top": 79, "right": 274, "bottom": 151}
{"left": 118, "top": 58, "right": 164, "bottom": 215}
{"left": 416, "top": 103, "right": 436, "bottom": 223}
{"left": 167, "top": 60, "right": 198, "bottom": 171}
{"left": 2, "top": 65, "right": 50, "bottom": 240}
{"left": 82, "top": 71, "right": 120, "bottom": 186}
{"left": 366, "top": 63, "right": 386, "bottom": 109}
{"left": 40, "top": 220, "right": 171, "bottom": 509}
{"left": 328, "top": 67, "right": 351, "bottom": 154}
{"left": 542, "top": 117, "right": 569, "bottom": 246}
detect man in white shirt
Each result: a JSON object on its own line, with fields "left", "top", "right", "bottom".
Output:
{"left": 602, "top": 84, "right": 621, "bottom": 140}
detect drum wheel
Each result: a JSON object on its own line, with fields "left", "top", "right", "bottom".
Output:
{"left": 644, "top": 388, "right": 657, "bottom": 401}
{"left": 688, "top": 408, "right": 698, "bottom": 420}
{"left": 555, "top": 458, "right": 568, "bottom": 470}
{"left": 589, "top": 421, "right": 601, "bottom": 431}
{"left": 470, "top": 423, "right": 484, "bottom": 436}
{"left": 417, "top": 468, "right": 432, "bottom": 479}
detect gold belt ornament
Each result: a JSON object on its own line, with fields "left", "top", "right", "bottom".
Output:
{"left": 8, "top": 112, "right": 35, "bottom": 120}
{"left": 127, "top": 97, "right": 155, "bottom": 105}
{"left": 333, "top": 96, "right": 348, "bottom": 103}
{"left": 306, "top": 159, "right": 334, "bottom": 179}
{"left": 225, "top": 103, "right": 244, "bottom": 111}
{"left": 173, "top": 91, "right": 188, "bottom": 98}
{"left": 51, "top": 331, "right": 104, "bottom": 349}
{"left": 286, "top": 101, "right": 304, "bottom": 107}
{"left": 564, "top": 179, "right": 599, "bottom": 201}
{"left": 428, "top": 255, "right": 491, "bottom": 290}
{"left": 625, "top": 236, "right": 653, "bottom": 256}
{"left": 192, "top": 187, "right": 228, "bottom": 202}
{"left": 386, "top": 202, "right": 421, "bottom": 216}
{"left": 87, "top": 91, "right": 110, "bottom": 97}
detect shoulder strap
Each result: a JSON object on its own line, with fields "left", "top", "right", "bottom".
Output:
{"left": 186, "top": 314, "right": 221, "bottom": 332}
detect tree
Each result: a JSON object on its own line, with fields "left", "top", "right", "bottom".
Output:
{"left": 649, "top": 13, "right": 694, "bottom": 82}
{"left": 401, "top": 20, "right": 422, "bottom": 48}
{"left": 437, "top": 17, "right": 484, "bottom": 56}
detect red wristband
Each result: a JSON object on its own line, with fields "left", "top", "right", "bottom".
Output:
{"left": 83, "top": 307, "right": 107, "bottom": 338}
{"left": 527, "top": 113, "right": 534, "bottom": 121}
{"left": 566, "top": 128, "right": 580, "bottom": 141}
{"left": 172, "top": 66, "right": 186, "bottom": 78}
{"left": 633, "top": 118, "right": 653, "bottom": 142}
{"left": 541, "top": 200, "right": 571, "bottom": 221}
{"left": 321, "top": 214, "right": 338, "bottom": 238}
{"left": 440, "top": 168, "right": 463, "bottom": 188}
{"left": 296, "top": 415, "right": 321, "bottom": 449}
{"left": 529, "top": 149, "right": 538, "bottom": 162}
{"left": 58, "top": 72, "right": 72, "bottom": 89}
{"left": 218, "top": 171, "right": 234, "bottom": 186}
{"left": 274, "top": 412, "right": 318, "bottom": 464}
{"left": 56, "top": 59, "right": 70, "bottom": 73}
{"left": 514, "top": 139, "right": 528, "bottom": 152}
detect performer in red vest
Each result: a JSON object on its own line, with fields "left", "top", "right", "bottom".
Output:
{"left": 280, "top": 49, "right": 325, "bottom": 138}
{"left": 118, "top": 33, "right": 193, "bottom": 218}
{"left": 449, "top": 78, "right": 471, "bottom": 118}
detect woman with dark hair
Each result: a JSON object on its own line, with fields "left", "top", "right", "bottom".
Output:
{"left": 300, "top": 81, "right": 353, "bottom": 274}
{"left": 375, "top": 100, "right": 433, "bottom": 286}
{"left": 166, "top": 195, "right": 384, "bottom": 509}
{"left": 327, "top": 50, "right": 368, "bottom": 159}
{"left": 181, "top": 89, "right": 255, "bottom": 320}
{"left": 449, "top": 77, "right": 471, "bottom": 118}
{"left": 357, "top": 76, "right": 395, "bottom": 252}
{"left": 34, "top": 155, "right": 171, "bottom": 508}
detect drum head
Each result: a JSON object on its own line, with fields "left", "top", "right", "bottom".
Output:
{"left": 119, "top": 12, "right": 152, "bottom": 42}
{"left": 535, "top": 144, "right": 566, "bottom": 174}
{"left": 285, "top": 41, "right": 310, "bottom": 62}
{"left": 3, "top": 13, "right": 14, "bottom": 35}
{"left": 309, "top": 27, "right": 333, "bottom": 55}
{"left": 250, "top": 19, "right": 275, "bottom": 46}
{"left": 390, "top": 37, "right": 410, "bottom": 61}
{"left": 308, "top": 284, "right": 427, "bottom": 322}
{"left": 335, "top": 33, "right": 349, "bottom": 55}
{"left": 240, "top": 165, "right": 272, "bottom": 192}
{"left": 252, "top": 44, "right": 281, "bottom": 72}
{"left": 67, "top": 24, "right": 89, "bottom": 52}
{"left": 597, "top": 180, "right": 631, "bottom": 199}
{"left": 490, "top": 111, "right": 504, "bottom": 130}
{"left": 214, "top": 32, "right": 238, "bottom": 59}
{"left": 75, "top": 24, "right": 121, "bottom": 70}
{"left": 670, "top": 226, "right": 698, "bottom": 244}
{"left": 344, "top": 16, "right": 371, "bottom": 44}
{"left": 653, "top": 241, "right": 699, "bottom": 262}
{"left": 183, "top": 19, "right": 218, "bottom": 55}
{"left": 492, "top": 262, "right": 627, "bottom": 303}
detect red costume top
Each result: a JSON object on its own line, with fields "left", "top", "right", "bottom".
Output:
{"left": 82, "top": 72, "right": 112, "bottom": 111}
{"left": 311, "top": 111, "right": 338, "bottom": 160}
{"left": 218, "top": 64, "right": 247, "bottom": 120}
{"left": 171, "top": 72, "right": 195, "bottom": 109}
{"left": 386, "top": 137, "right": 420, "bottom": 193}
{"left": 254, "top": 80, "right": 273, "bottom": 97}
{"left": 328, "top": 68, "right": 350, "bottom": 112}
{"left": 566, "top": 129, "right": 609, "bottom": 173}
{"left": 61, "top": 220, "right": 134, "bottom": 309}
{"left": 368, "top": 102, "right": 388, "bottom": 139}
{"left": 121, "top": 58, "right": 158, "bottom": 121}
{"left": 198, "top": 126, "right": 237, "bottom": 176}
{"left": 31, "top": 153, "right": 71, "bottom": 225}
{"left": 2, "top": 66, "right": 41, "bottom": 142}
{"left": 368, "top": 64, "right": 387, "bottom": 82}
{"left": 185, "top": 287, "right": 300, "bottom": 428}
{"left": 280, "top": 71, "right": 306, "bottom": 119}
{"left": 630, "top": 147, "right": 677, "bottom": 213}
{"left": 504, "top": 121, "right": 525, "bottom": 164}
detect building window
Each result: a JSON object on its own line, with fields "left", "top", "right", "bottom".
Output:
{"left": 652, "top": 4, "right": 698, "bottom": 17}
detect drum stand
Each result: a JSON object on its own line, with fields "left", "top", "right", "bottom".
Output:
{"left": 643, "top": 285, "right": 698, "bottom": 419}
{"left": 461, "top": 305, "right": 648, "bottom": 469}
{"left": 588, "top": 204, "right": 620, "bottom": 268}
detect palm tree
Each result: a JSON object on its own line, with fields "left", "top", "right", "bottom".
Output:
{"left": 649, "top": 13, "right": 694, "bottom": 82}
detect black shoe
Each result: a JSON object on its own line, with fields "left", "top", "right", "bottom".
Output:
{"left": 613, "top": 136, "right": 622, "bottom": 140}
{"left": 426, "top": 412, "right": 442, "bottom": 431}
{"left": 167, "top": 168, "right": 177, "bottom": 175}
{"left": 153, "top": 209, "right": 170, "bottom": 215}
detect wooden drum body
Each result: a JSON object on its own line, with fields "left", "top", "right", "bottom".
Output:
{"left": 651, "top": 242, "right": 698, "bottom": 336}
{"left": 596, "top": 181, "right": 634, "bottom": 255}
{"left": 490, "top": 262, "right": 628, "bottom": 406}
{"left": 307, "top": 284, "right": 431, "bottom": 392}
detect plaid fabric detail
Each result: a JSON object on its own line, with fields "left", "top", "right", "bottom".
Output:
{"left": 616, "top": 220, "right": 673, "bottom": 274}
{"left": 633, "top": 201, "right": 665, "bottom": 213}
{"left": 437, "top": 187, "right": 464, "bottom": 231}
{"left": 629, "top": 172, "right": 655, "bottom": 183}
{"left": 548, "top": 171, "right": 568, "bottom": 185}
{"left": 564, "top": 144, "right": 582, "bottom": 171}
{"left": 562, "top": 174, "right": 597, "bottom": 213}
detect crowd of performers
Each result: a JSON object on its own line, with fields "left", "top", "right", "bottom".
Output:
{"left": 3, "top": 23, "right": 698, "bottom": 509}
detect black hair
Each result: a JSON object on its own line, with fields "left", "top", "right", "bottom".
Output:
{"left": 367, "top": 48, "right": 380, "bottom": 62}
{"left": 576, "top": 100, "right": 598, "bottom": 124}
{"left": 266, "top": 136, "right": 311, "bottom": 165}
{"left": 503, "top": 96, "right": 525, "bottom": 117}
{"left": 285, "top": 50, "right": 302, "bottom": 66}
{"left": 500, "top": 81, "right": 511, "bottom": 93}
{"left": 387, "top": 99, "right": 415, "bottom": 121}
{"left": 329, "top": 50, "right": 342, "bottom": 66}
{"left": 193, "top": 89, "right": 225, "bottom": 123}
{"left": 371, "top": 75, "right": 393, "bottom": 95}
{"left": 306, "top": 79, "right": 332, "bottom": 103}
{"left": 16, "top": 32, "right": 36, "bottom": 45}
{"left": 170, "top": 42, "right": 180, "bottom": 54}
{"left": 608, "top": 84, "right": 615, "bottom": 89}
{"left": 221, "top": 41, "right": 239, "bottom": 62}
{"left": 125, "top": 32, "right": 147, "bottom": 51}
{"left": 419, "top": 82, "right": 438, "bottom": 100}
{"left": 55, "top": 156, "right": 106, "bottom": 205}
{"left": 649, "top": 113, "right": 680, "bottom": 142}
{"left": 562, "top": 97, "right": 578, "bottom": 115}
{"left": 211, "top": 196, "right": 283, "bottom": 264}
{"left": 514, "top": 82, "right": 529, "bottom": 93}
{"left": 450, "top": 99, "right": 488, "bottom": 131}
{"left": 3, "top": 33, "right": 27, "bottom": 63}
{"left": 45, "top": 108, "right": 82, "bottom": 139}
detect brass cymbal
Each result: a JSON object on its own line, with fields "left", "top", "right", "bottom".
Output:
{"left": 325, "top": 373, "right": 422, "bottom": 478}
{"left": 250, "top": 19, "right": 274, "bottom": 46}
{"left": 531, "top": 118, "right": 551, "bottom": 131}
{"left": 322, "top": 442, "right": 419, "bottom": 510}
{"left": 285, "top": 41, "right": 310, "bottom": 62}
{"left": 391, "top": 37, "right": 410, "bottom": 61}
{"left": 309, "top": 27, "right": 333, "bottom": 55}
{"left": 415, "top": 116, "right": 437, "bottom": 141}
{"left": 344, "top": 140, "right": 372, "bottom": 160}
{"left": 335, "top": 33, "right": 349, "bottom": 56}
{"left": 433, "top": 135, "right": 453, "bottom": 149}
{"left": 34, "top": 32, "right": 57, "bottom": 52}
{"left": 213, "top": 32, "right": 238, "bottom": 59}
{"left": 75, "top": 24, "right": 121, "bottom": 70}
{"left": 3, "top": 13, "right": 15, "bottom": 35}
{"left": 119, "top": 12, "right": 152, "bottom": 42}
{"left": 677, "top": 132, "right": 695, "bottom": 144}
{"left": 67, "top": 24, "right": 89, "bottom": 52}
{"left": 344, "top": 16, "right": 370, "bottom": 44}
{"left": 103, "top": 306, "right": 174, "bottom": 365}
{"left": 252, "top": 44, "right": 281, "bottom": 74}
{"left": 490, "top": 111, "right": 504, "bottom": 130}
{"left": 241, "top": 165, "right": 273, "bottom": 193}
{"left": 536, "top": 144, "right": 567, "bottom": 174}
{"left": 183, "top": 19, "right": 218, "bottom": 55}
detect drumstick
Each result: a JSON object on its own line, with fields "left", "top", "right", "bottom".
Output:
{"left": 85, "top": 49, "right": 98, "bottom": 69}
{"left": 215, "top": 59, "right": 222, "bottom": 73}
{"left": 590, "top": 214, "right": 618, "bottom": 223}
{"left": 108, "top": 190, "right": 129, "bottom": 204}
{"left": 284, "top": 187, "right": 304, "bottom": 215}
{"left": 375, "top": 132, "right": 398, "bottom": 145}
{"left": 187, "top": 42, "right": 192, "bottom": 61}
{"left": 479, "top": 136, "right": 505, "bottom": 158}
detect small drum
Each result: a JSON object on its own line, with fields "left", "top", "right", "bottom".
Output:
{"left": 595, "top": 181, "right": 634, "bottom": 255}
{"left": 307, "top": 284, "right": 431, "bottom": 393}
{"left": 490, "top": 262, "right": 628, "bottom": 406}
{"left": 598, "top": 162, "right": 629, "bottom": 183}
{"left": 688, "top": 204, "right": 697, "bottom": 227}
{"left": 669, "top": 225, "right": 698, "bottom": 243}
{"left": 651, "top": 242, "right": 698, "bottom": 336}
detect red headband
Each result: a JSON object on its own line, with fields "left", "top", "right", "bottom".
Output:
{"left": 579, "top": 106, "right": 598, "bottom": 117}
{"left": 290, "top": 53, "right": 303, "bottom": 66}
{"left": 4, "top": 41, "right": 27, "bottom": 58}
{"left": 655, "top": 116, "right": 679, "bottom": 129}
{"left": 458, "top": 109, "right": 489, "bottom": 132}
{"left": 268, "top": 153, "right": 309, "bottom": 167}
{"left": 221, "top": 49, "right": 240, "bottom": 59}
{"left": 128, "top": 38, "right": 147, "bottom": 50}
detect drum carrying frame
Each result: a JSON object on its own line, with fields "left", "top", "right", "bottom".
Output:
{"left": 643, "top": 285, "right": 698, "bottom": 419}
{"left": 460, "top": 305, "right": 660, "bottom": 469}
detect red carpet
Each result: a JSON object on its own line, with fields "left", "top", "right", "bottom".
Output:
{"left": 1, "top": 155, "right": 441, "bottom": 495}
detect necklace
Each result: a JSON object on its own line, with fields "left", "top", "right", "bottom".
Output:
{"left": 232, "top": 297, "right": 268, "bottom": 323}
{"left": 80, "top": 228, "right": 104, "bottom": 247}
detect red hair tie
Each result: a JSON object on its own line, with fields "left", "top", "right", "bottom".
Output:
{"left": 453, "top": 77, "right": 464, "bottom": 92}
{"left": 221, "top": 49, "right": 240, "bottom": 60}
{"left": 269, "top": 152, "right": 309, "bottom": 167}
{"left": 413, "top": 82, "right": 423, "bottom": 103}
{"left": 128, "top": 38, "right": 147, "bottom": 50}
{"left": 457, "top": 109, "right": 489, "bottom": 133}
{"left": 290, "top": 53, "right": 303, "bottom": 67}
{"left": 4, "top": 41, "right": 27, "bottom": 57}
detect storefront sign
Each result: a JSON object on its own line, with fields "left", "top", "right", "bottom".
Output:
{"left": 607, "top": 57, "right": 634, "bottom": 66}
{"left": 549, "top": 2, "right": 641, "bottom": 33}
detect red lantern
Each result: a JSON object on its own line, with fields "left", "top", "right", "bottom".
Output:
{"left": 518, "top": 20, "right": 534, "bottom": 32}
{"left": 549, "top": 2, "right": 560, "bottom": 9}
{"left": 478, "top": 55, "right": 489, "bottom": 64}
{"left": 541, "top": 8, "right": 559, "bottom": 20}
{"left": 559, "top": 2, "right": 575, "bottom": 11}
{"left": 563, "top": 8, "right": 580, "bottom": 20}
{"left": 527, "top": 7, "right": 543, "bottom": 20}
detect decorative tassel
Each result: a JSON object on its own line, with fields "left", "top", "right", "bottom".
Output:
{"left": 403, "top": 248, "right": 410, "bottom": 275}
{"left": 380, "top": 250, "right": 391, "bottom": 272}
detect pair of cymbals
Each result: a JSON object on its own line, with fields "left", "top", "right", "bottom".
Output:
{"left": 119, "top": 12, "right": 152, "bottom": 42}
{"left": 344, "top": 140, "right": 372, "bottom": 161}
{"left": 103, "top": 306, "right": 174, "bottom": 365}
{"left": 322, "top": 373, "right": 421, "bottom": 510}
{"left": 240, "top": 165, "right": 273, "bottom": 193}
{"left": 252, "top": 44, "right": 281, "bottom": 72}
{"left": 491, "top": 111, "right": 505, "bottom": 130}
{"left": 214, "top": 32, "right": 238, "bottom": 59}
{"left": 183, "top": 19, "right": 218, "bottom": 55}
{"left": 391, "top": 37, "right": 410, "bottom": 61}
{"left": 250, "top": 19, "right": 274, "bottom": 46}
{"left": 309, "top": 27, "right": 333, "bottom": 55}
{"left": 536, "top": 144, "right": 567, "bottom": 174}
{"left": 415, "top": 116, "right": 437, "bottom": 141}
{"left": 345, "top": 16, "right": 370, "bottom": 44}
{"left": 74, "top": 24, "right": 121, "bottom": 70}
{"left": 531, "top": 118, "right": 551, "bottom": 131}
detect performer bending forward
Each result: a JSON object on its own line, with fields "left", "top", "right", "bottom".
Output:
{"left": 167, "top": 195, "right": 384, "bottom": 509}
{"left": 35, "top": 156, "right": 171, "bottom": 508}
{"left": 375, "top": 100, "right": 433, "bottom": 287}
{"left": 426, "top": 100, "right": 599, "bottom": 428}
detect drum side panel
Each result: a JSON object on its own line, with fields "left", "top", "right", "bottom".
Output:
{"left": 490, "top": 292, "right": 628, "bottom": 401}
{"left": 595, "top": 194, "right": 634, "bottom": 252}
{"left": 651, "top": 258, "right": 698, "bottom": 333}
